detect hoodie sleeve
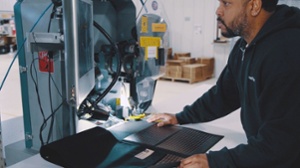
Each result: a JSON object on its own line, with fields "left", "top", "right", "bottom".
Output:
{"left": 175, "top": 65, "right": 241, "bottom": 124}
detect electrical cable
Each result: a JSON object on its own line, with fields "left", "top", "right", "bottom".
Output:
{"left": 30, "top": 57, "right": 47, "bottom": 145}
{"left": 40, "top": 5, "right": 63, "bottom": 145}
{"left": 41, "top": 99, "right": 65, "bottom": 145}
{"left": 92, "top": 21, "right": 122, "bottom": 107}
{"left": 0, "top": 3, "right": 53, "bottom": 91}
{"left": 78, "top": 1, "right": 152, "bottom": 117}
{"left": 30, "top": 33, "right": 49, "bottom": 146}
{"left": 83, "top": 0, "right": 148, "bottom": 113}
{"left": 47, "top": 54, "right": 55, "bottom": 144}
{"left": 137, "top": 0, "right": 149, "bottom": 17}
{"left": 50, "top": 75, "right": 63, "bottom": 97}
{"left": 46, "top": 8, "right": 56, "bottom": 144}
{"left": 30, "top": 56, "right": 63, "bottom": 145}
{"left": 30, "top": 55, "right": 64, "bottom": 145}
{"left": 43, "top": 99, "right": 65, "bottom": 125}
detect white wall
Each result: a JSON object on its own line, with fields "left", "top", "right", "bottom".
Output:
{"left": 3, "top": 0, "right": 300, "bottom": 57}
{"left": 160, "top": 0, "right": 218, "bottom": 57}
{"left": 2, "top": 0, "right": 219, "bottom": 57}
{"left": 133, "top": 0, "right": 218, "bottom": 58}
{"left": 0, "top": 0, "right": 15, "bottom": 11}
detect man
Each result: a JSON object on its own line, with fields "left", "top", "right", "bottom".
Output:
{"left": 147, "top": 0, "right": 300, "bottom": 167}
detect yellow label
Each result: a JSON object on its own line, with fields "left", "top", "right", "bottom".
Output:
{"left": 140, "top": 37, "right": 160, "bottom": 61}
{"left": 115, "top": 98, "right": 120, "bottom": 106}
{"left": 140, "top": 36, "right": 161, "bottom": 47}
{"left": 141, "top": 16, "right": 148, "bottom": 33}
{"left": 152, "top": 23, "right": 167, "bottom": 32}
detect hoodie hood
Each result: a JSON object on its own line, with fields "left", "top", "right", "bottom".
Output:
{"left": 251, "top": 4, "right": 300, "bottom": 45}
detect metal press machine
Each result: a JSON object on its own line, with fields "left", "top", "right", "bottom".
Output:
{"left": 10, "top": 0, "right": 169, "bottom": 160}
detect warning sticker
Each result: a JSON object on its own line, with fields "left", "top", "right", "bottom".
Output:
{"left": 140, "top": 36, "right": 161, "bottom": 47}
{"left": 152, "top": 23, "right": 167, "bottom": 32}
{"left": 141, "top": 16, "right": 148, "bottom": 33}
{"left": 145, "top": 46, "right": 158, "bottom": 60}
{"left": 38, "top": 51, "right": 54, "bottom": 73}
{"left": 135, "top": 149, "right": 154, "bottom": 160}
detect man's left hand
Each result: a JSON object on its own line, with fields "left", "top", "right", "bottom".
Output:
{"left": 179, "top": 154, "right": 209, "bottom": 168}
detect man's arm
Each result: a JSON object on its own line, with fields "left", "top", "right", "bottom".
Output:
{"left": 207, "top": 65, "right": 300, "bottom": 167}
{"left": 176, "top": 65, "right": 241, "bottom": 124}
{"left": 147, "top": 65, "right": 241, "bottom": 126}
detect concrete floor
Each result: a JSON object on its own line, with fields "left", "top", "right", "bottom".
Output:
{"left": 0, "top": 52, "right": 25, "bottom": 161}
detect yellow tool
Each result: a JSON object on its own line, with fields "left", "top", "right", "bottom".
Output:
{"left": 127, "top": 113, "right": 146, "bottom": 121}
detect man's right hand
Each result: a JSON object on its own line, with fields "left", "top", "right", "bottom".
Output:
{"left": 146, "top": 113, "right": 178, "bottom": 127}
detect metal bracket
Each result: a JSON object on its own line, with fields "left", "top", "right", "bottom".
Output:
{"left": 27, "top": 32, "right": 64, "bottom": 53}
{"left": 28, "top": 32, "right": 63, "bottom": 44}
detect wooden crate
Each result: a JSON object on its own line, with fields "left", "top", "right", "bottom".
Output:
{"left": 173, "top": 52, "right": 191, "bottom": 59}
{"left": 160, "top": 76, "right": 196, "bottom": 84}
{"left": 182, "top": 64, "right": 206, "bottom": 81}
{"left": 166, "top": 59, "right": 185, "bottom": 66}
{"left": 178, "top": 57, "right": 196, "bottom": 64}
{"left": 165, "top": 65, "right": 182, "bottom": 78}
{"left": 196, "top": 57, "right": 214, "bottom": 78}
{"left": 167, "top": 48, "right": 173, "bottom": 59}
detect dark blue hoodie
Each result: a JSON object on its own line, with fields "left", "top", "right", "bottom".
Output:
{"left": 176, "top": 5, "right": 300, "bottom": 168}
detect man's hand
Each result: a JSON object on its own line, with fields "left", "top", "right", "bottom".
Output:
{"left": 179, "top": 154, "right": 210, "bottom": 168}
{"left": 146, "top": 113, "right": 178, "bottom": 127}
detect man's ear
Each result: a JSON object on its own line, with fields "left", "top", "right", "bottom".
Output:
{"left": 250, "top": 0, "right": 262, "bottom": 16}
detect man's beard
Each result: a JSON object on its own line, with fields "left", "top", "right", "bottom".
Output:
{"left": 217, "top": 13, "right": 248, "bottom": 38}
{"left": 217, "top": 17, "right": 237, "bottom": 38}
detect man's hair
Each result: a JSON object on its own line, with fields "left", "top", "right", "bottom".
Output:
{"left": 261, "top": 0, "right": 279, "bottom": 12}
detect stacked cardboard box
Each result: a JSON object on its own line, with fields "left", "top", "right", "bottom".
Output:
{"left": 163, "top": 51, "right": 214, "bottom": 83}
